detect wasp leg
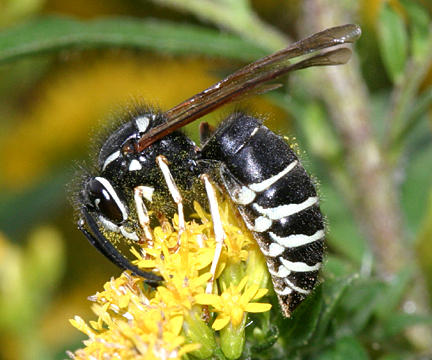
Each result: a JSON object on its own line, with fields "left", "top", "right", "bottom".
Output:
{"left": 156, "top": 155, "right": 185, "bottom": 244}
{"left": 134, "top": 186, "right": 154, "bottom": 246}
{"left": 201, "top": 174, "right": 226, "bottom": 294}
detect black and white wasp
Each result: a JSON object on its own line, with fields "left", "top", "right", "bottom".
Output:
{"left": 75, "top": 24, "right": 361, "bottom": 316}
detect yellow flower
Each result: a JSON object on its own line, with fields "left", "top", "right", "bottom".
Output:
{"left": 70, "top": 273, "right": 201, "bottom": 360}
{"left": 70, "top": 197, "right": 272, "bottom": 359}
{"left": 218, "top": 201, "right": 253, "bottom": 264}
{"left": 195, "top": 276, "right": 271, "bottom": 331}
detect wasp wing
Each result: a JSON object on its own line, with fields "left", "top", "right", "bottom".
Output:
{"left": 136, "top": 24, "right": 361, "bottom": 150}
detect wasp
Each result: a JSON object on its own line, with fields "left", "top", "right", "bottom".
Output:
{"left": 75, "top": 24, "right": 361, "bottom": 316}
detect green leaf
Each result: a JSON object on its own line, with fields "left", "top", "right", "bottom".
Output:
{"left": 400, "top": 0, "right": 431, "bottom": 60}
{"left": 323, "top": 255, "right": 355, "bottom": 278}
{"left": 280, "top": 285, "right": 323, "bottom": 349}
{"left": 401, "top": 142, "right": 432, "bottom": 234}
{"left": 377, "top": 355, "right": 404, "bottom": 360}
{"left": 320, "top": 184, "right": 367, "bottom": 265}
{"left": 0, "top": 16, "right": 266, "bottom": 65}
{"left": 334, "top": 278, "right": 383, "bottom": 335}
{"left": 373, "top": 268, "right": 413, "bottom": 320}
{"left": 381, "top": 313, "right": 432, "bottom": 339}
{"left": 320, "top": 336, "right": 369, "bottom": 360}
{"left": 299, "top": 102, "right": 341, "bottom": 161}
{"left": 417, "top": 190, "right": 432, "bottom": 289}
{"left": 250, "top": 325, "right": 279, "bottom": 352}
{"left": 393, "top": 86, "right": 432, "bottom": 148}
{"left": 377, "top": 3, "right": 408, "bottom": 83}
{"left": 313, "top": 276, "right": 356, "bottom": 343}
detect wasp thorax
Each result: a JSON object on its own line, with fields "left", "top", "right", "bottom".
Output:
{"left": 85, "top": 176, "right": 128, "bottom": 225}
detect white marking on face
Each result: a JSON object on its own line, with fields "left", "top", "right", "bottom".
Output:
{"left": 270, "top": 229, "right": 325, "bottom": 248}
{"left": 102, "top": 150, "right": 121, "bottom": 171}
{"left": 246, "top": 216, "right": 272, "bottom": 232}
{"left": 274, "top": 286, "right": 292, "bottom": 296}
{"left": 102, "top": 189, "right": 110, "bottom": 200}
{"left": 250, "top": 126, "right": 259, "bottom": 138}
{"left": 135, "top": 116, "right": 150, "bottom": 133}
{"left": 248, "top": 160, "right": 298, "bottom": 192}
{"left": 283, "top": 278, "right": 311, "bottom": 295}
{"left": 129, "top": 159, "right": 142, "bottom": 171}
{"left": 233, "top": 186, "right": 256, "bottom": 205}
{"left": 95, "top": 177, "right": 128, "bottom": 221}
{"left": 253, "top": 196, "right": 318, "bottom": 220}
{"left": 120, "top": 226, "right": 139, "bottom": 241}
{"left": 280, "top": 257, "right": 321, "bottom": 272}
{"left": 268, "top": 265, "right": 291, "bottom": 278}
{"left": 98, "top": 215, "right": 120, "bottom": 232}
{"left": 268, "top": 242, "right": 285, "bottom": 257}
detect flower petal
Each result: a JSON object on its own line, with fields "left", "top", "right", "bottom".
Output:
{"left": 241, "top": 284, "right": 259, "bottom": 303}
{"left": 195, "top": 293, "right": 219, "bottom": 306}
{"left": 236, "top": 276, "right": 249, "bottom": 292}
{"left": 212, "top": 316, "right": 230, "bottom": 331}
{"left": 244, "top": 303, "right": 272, "bottom": 313}
{"left": 253, "top": 288, "right": 269, "bottom": 300}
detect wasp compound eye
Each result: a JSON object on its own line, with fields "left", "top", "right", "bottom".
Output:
{"left": 86, "top": 177, "right": 127, "bottom": 225}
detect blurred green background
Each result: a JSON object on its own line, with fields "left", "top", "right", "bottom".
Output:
{"left": 0, "top": 0, "right": 431, "bottom": 359}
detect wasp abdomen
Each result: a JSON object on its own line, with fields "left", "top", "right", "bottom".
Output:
{"left": 202, "top": 113, "right": 325, "bottom": 316}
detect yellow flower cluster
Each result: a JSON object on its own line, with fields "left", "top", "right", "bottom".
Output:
{"left": 70, "top": 274, "right": 200, "bottom": 360}
{"left": 70, "top": 199, "right": 271, "bottom": 359}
